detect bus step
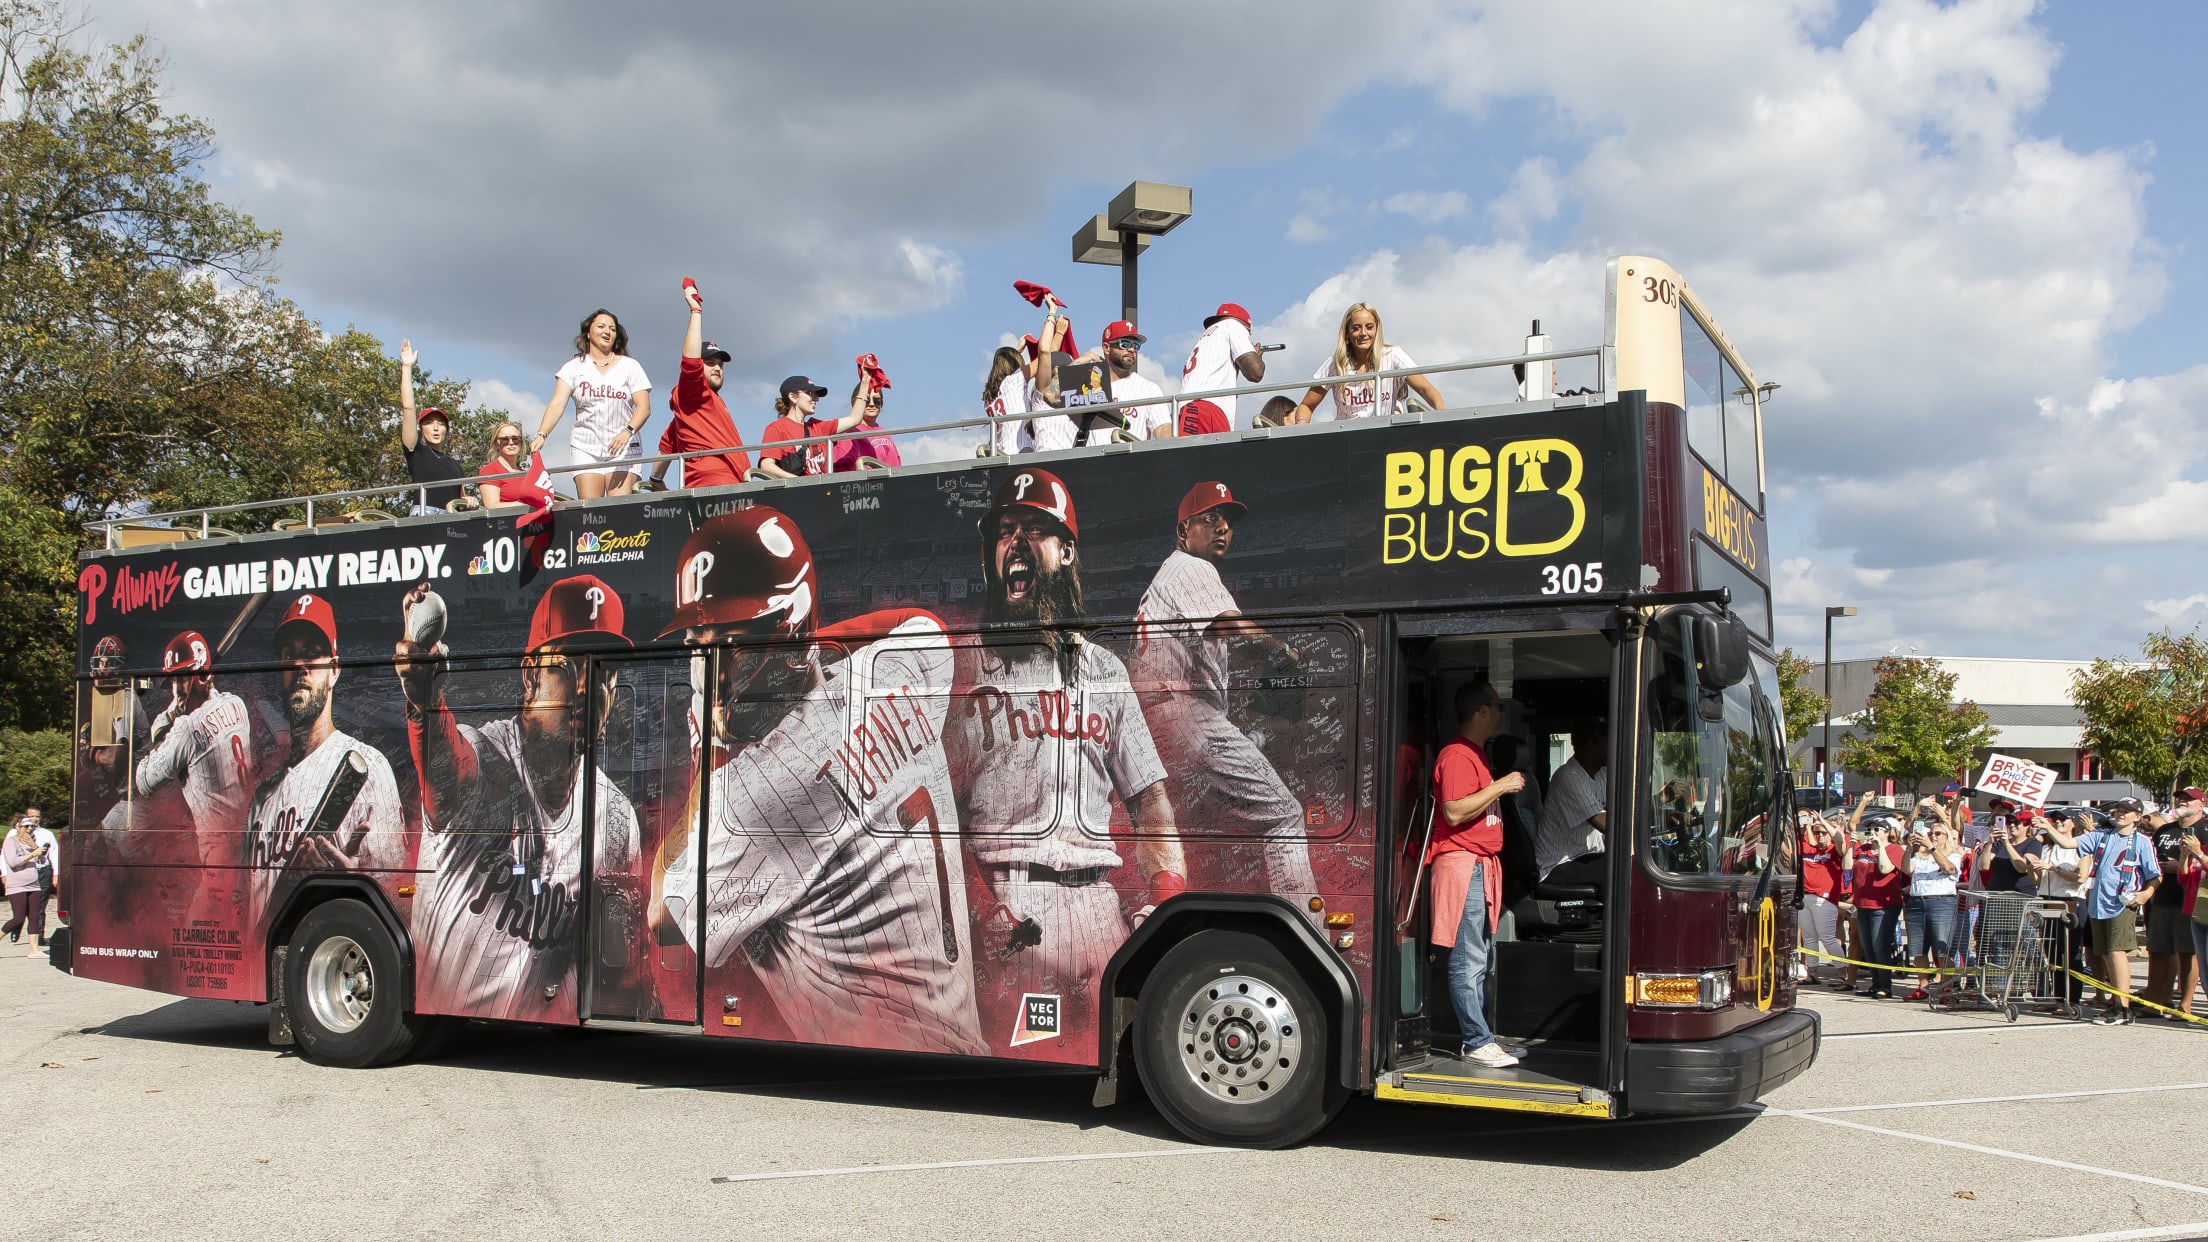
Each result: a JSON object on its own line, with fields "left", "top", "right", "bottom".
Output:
{"left": 1376, "top": 1062, "right": 1613, "bottom": 1118}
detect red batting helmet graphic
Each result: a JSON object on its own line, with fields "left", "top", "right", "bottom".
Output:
{"left": 660, "top": 506, "right": 817, "bottom": 639}
{"left": 162, "top": 630, "right": 213, "bottom": 673}
{"left": 528, "top": 574, "right": 632, "bottom": 651}
{"left": 274, "top": 593, "right": 339, "bottom": 653}
{"left": 984, "top": 467, "right": 1078, "bottom": 541}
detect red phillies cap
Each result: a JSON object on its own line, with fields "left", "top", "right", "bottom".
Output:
{"left": 2178, "top": 786, "right": 2205, "bottom": 804}
{"left": 274, "top": 593, "right": 338, "bottom": 655}
{"left": 1177, "top": 398, "right": 1230, "bottom": 437}
{"left": 529, "top": 575, "right": 632, "bottom": 651}
{"left": 985, "top": 467, "right": 1078, "bottom": 541}
{"left": 1100, "top": 320, "right": 1146, "bottom": 346}
{"left": 1178, "top": 481, "right": 1247, "bottom": 524}
{"left": 416, "top": 406, "right": 450, "bottom": 424}
{"left": 162, "top": 630, "right": 212, "bottom": 673}
{"left": 660, "top": 506, "right": 817, "bottom": 639}
{"left": 1204, "top": 302, "right": 1251, "bottom": 328}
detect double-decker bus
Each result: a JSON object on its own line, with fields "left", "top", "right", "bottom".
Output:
{"left": 57, "top": 255, "right": 1811, "bottom": 1148}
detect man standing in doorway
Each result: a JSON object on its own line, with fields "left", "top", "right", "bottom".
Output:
{"left": 1429, "top": 680, "right": 1524, "bottom": 1068}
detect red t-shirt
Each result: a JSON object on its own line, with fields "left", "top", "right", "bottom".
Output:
{"left": 1426, "top": 738, "right": 1503, "bottom": 861}
{"left": 479, "top": 451, "right": 554, "bottom": 512}
{"left": 1850, "top": 844, "right": 1908, "bottom": 909}
{"left": 760, "top": 415, "right": 820, "bottom": 476}
{"left": 1801, "top": 839, "right": 1842, "bottom": 900}
{"left": 1178, "top": 402, "right": 1230, "bottom": 437}
{"left": 663, "top": 356, "right": 749, "bottom": 487}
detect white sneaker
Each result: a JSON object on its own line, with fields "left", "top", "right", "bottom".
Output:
{"left": 1464, "top": 1042, "right": 1520, "bottom": 1069}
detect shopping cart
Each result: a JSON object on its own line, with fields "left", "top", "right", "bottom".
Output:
{"left": 1937, "top": 891, "right": 2054, "bottom": 1021}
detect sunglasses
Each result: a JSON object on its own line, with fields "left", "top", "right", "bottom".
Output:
{"left": 496, "top": 435, "right": 523, "bottom": 444}
{"left": 1109, "top": 338, "right": 1142, "bottom": 352}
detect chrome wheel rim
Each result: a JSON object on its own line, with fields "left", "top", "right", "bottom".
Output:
{"left": 1176, "top": 973, "right": 1302, "bottom": 1104}
{"left": 304, "top": 935, "right": 374, "bottom": 1035}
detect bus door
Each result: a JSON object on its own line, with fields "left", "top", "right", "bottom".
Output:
{"left": 1387, "top": 645, "right": 1439, "bottom": 1059}
{"left": 581, "top": 651, "right": 701, "bottom": 1027}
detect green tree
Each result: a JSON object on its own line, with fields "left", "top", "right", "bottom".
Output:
{"left": 1774, "top": 646, "right": 1825, "bottom": 748}
{"left": 2069, "top": 629, "right": 2208, "bottom": 800}
{"left": 1835, "top": 656, "right": 1996, "bottom": 797}
{"left": 0, "top": 2, "right": 504, "bottom": 729}
{"left": 0, "top": 727, "right": 72, "bottom": 824}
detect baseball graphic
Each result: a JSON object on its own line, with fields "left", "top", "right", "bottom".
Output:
{"left": 405, "top": 588, "right": 449, "bottom": 648}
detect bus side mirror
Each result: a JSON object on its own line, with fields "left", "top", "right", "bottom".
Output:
{"left": 1694, "top": 613, "right": 1752, "bottom": 689}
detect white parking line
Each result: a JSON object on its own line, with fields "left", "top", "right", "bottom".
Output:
{"left": 1765, "top": 1108, "right": 2208, "bottom": 1198}
{"left": 1791, "top": 1082, "right": 2208, "bottom": 1115}
{"left": 711, "top": 1146, "right": 1238, "bottom": 1184}
{"left": 2028, "top": 1222, "right": 2208, "bottom": 1242}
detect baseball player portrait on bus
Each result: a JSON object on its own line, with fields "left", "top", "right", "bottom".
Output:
{"left": 647, "top": 506, "right": 986, "bottom": 1056}
{"left": 395, "top": 575, "right": 641, "bottom": 1022}
{"left": 136, "top": 630, "right": 262, "bottom": 927}
{"left": 1132, "top": 481, "right": 1320, "bottom": 907}
{"left": 946, "top": 467, "right": 1186, "bottom": 1040}
{"left": 244, "top": 593, "right": 406, "bottom": 937}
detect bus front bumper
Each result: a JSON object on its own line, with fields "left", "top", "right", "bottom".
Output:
{"left": 1625, "top": 1008, "right": 1819, "bottom": 1115}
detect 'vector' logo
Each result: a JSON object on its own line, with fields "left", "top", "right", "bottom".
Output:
{"left": 1009, "top": 993, "right": 1061, "bottom": 1046}
{"left": 1380, "top": 438, "right": 1586, "bottom": 564}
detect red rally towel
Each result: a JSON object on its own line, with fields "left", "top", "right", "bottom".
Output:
{"left": 855, "top": 353, "right": 892, "bottom": 392}
{"left": 1013, "top": 279, "right": 1062, "bottom": 308}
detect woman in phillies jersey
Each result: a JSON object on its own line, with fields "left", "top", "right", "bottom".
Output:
{"left": 529, "top": 308, "right": 652, "bottom": 500}
{"left": 1289, "top": 303, "right": 1446, "bottom": 424}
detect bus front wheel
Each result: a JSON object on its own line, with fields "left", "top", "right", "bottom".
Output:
{"left": 1133, "top": 929, "right": 1341, "bottom": 1148}
{"left": 283, "top": 898, "right": 430, "bottom": 1068}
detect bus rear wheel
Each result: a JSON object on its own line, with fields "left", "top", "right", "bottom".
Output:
{"left": 1133, "top": 929, "right": 1340, "bottom": 1148}
{"left": 284, "top": 898, "right": 430, "bottom": 1068}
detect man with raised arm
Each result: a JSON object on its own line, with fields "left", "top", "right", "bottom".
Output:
{"left": 641, "top": 278, "right": 749, "bottom": 492}
{"left": 397, "top": 340, "right": 465, "bottom": 514}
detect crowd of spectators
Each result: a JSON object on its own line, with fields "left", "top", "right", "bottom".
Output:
{"left": 1796, "top": 787, "right": 2205, "bottom": 1025}
{"left": 400, "top": 277, "right": 1451, "bottom": 508}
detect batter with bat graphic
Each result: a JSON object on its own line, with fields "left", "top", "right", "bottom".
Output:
{"left": 243, "top": 593, "right": 406, "bottom": 936}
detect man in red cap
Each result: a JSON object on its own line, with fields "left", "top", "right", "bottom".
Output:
{"left": 1132, "top": 482, "right": 1317, "bottom": 905}
{"left": 1180, "top": 302, "right": 1266, "bottom": 429}
{"left": 646, "top": 506, "right": 986, "bottom": 1055}
{"left": 137, "top": 629, "right": 257, "bottom": 847}
{"left": 641, "top": 277, "right": 750, "bottom": 492}
{"left": 244, "top": 593, "right": 406, "bottom": 936}
{"left": 947, "top": 467, "right": 1185, "bottom": 1036}
{"left": 393, "top": 576, "right": 639, "bottom": 1021}
{"left": 1032, "top": 321, "right": 1173, "bottom": 445}
{"left": 2144, "top": 787, "right": 2202, "bottom": 1014}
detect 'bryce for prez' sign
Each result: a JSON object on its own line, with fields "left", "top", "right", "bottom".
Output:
{"left": 1975, "top": 753, "right": 2057, "bottom": 808}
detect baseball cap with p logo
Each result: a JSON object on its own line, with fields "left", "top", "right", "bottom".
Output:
{"left": 1178, "top": 481, "right": 1248, "bottom": 525}
{"left": 275, "top": 594, "right": 339, "bottom": 655}
{"left": 529, "top": 575, "right": 632, "bottom": 651}
{"left": 162, "top": 630, "right": 212, "bottom": 673}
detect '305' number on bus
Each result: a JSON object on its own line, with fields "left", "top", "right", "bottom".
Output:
{"left": 1540, "top": 561, "right": 1603, "bottom": 595}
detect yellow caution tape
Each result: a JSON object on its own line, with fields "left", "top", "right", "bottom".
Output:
{"left": 2056, "top": 965, "right": 2208, "bottom": 1028}
{"left": 1794, "top": 947, "right": 2207, "bottom": 1028}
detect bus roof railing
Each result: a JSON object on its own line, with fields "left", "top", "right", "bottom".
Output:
{"left": 87, "top": 343, "right": 1608, "bottom": 549}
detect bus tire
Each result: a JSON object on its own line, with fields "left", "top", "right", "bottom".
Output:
{"left": 283, "top": 898, "right": 429, "bottom": 1069}
{"left": 1133, "top": 929, "right": 1341, "bottom": 1148}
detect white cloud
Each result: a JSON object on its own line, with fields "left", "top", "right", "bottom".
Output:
{"left": 1285, "top": 214, "right": 1330, "bottom": 243}
{"left": 1383, "top": 190, "right": 1469, "bottom": 224}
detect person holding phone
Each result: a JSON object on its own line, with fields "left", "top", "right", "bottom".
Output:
{"left": 1900, "top": 800, "right": 1963, "bottom": 1000}
{"left": 2075, "top": 798, "right": 2162, "bottom": 1024}
{"left": 1845, "top": 808, "right": 1908, "bottom": 998}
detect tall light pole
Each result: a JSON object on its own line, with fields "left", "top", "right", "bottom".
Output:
{"left": 1071, "top": 180, "right": 1193, "bottom": 329}
{"left": 1823, "top": 605, "right": 1857, "bottom": 798}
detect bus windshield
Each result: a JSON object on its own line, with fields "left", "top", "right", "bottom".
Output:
{"left": 1644, "top": 614, "right": 1783, "bottom": 879}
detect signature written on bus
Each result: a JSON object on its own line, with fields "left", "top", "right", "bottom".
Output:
{"left": 1379, "top": 438, "right": 1588, "bottom": 564}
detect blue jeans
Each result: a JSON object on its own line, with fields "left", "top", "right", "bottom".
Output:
{"left": 1856, "top": 906, "right": 1899, "bottom": 993}
{"left": 1446, "top": 860, "right": 1497, "bottom": 1052}
{"left": 1905, "top": 893, "right": 1957, "bottom": 961}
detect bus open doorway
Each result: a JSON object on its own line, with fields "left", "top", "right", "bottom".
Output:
{"left": 1382, "top": 625, "right": 1621, "bottom": 1118}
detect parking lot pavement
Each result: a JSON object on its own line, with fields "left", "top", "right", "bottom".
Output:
{"left": 8, "top": 952, "right": 2204, "bottom": 1242}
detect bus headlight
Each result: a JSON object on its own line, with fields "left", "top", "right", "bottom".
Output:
{"left": 1633, "top": 970, "right": 1731, "bottom": 1009}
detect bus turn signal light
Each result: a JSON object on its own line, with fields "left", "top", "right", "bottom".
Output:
{"left": 1324, "top": 912, "right": 1354, "bottom": 927}
{"left": 1633, "top": 971, "right": 1731, "bottom": 1010}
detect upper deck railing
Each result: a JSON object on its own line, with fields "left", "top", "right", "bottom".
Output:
{"left": 86, "top": 343, "right": 1610, "bottom": 550}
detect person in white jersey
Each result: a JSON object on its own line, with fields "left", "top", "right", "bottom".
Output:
{"left": 946, "top": 467, "right": 1187, "bottom": 1039}
{"left": 1032, "top": 320, "right": 1174, "bottom": 445}
{"left": 396, "top": 575, "right": 640, "bottom": 1021}
{"left": 244, "top": 593, "right": 406, "bottom": 940}
{"left": 1290, "top": 302, "right": 1447, "bottom": 423}
{"left": 1179, "top": 301, "right": 1266, "bottom": 429}
{"left": 140, "top": 630, "right": 257, "bottom": 850}
{"left": 647, "top": 506, "right": 986, "bottom": 1056}
{"left": 1131, "top": 481, "right": 1319, "bottom": 907}
{"left": 530, "top": 307, "right": 652, "bottom": 499}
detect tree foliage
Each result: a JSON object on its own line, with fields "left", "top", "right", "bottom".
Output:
{"left": 1835, "top": 656, "right": 1997, "bottom": 797}
{"left": 0, "top": 727, "right": 70, "bottom": 823}
{"left": 2069, "top": 629, "right": 2208, "bottom": 800}
{"left": 1774, "top": 646, "right": 1825, "bottom": 749}
{"left": 0, "top": 2, "right": 505, "bottom": 729}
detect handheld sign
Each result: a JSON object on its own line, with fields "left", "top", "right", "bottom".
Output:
{"left": 1975, "top": 753, "right": 2056, "bottom": 808}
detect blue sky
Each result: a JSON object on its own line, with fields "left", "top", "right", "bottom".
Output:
{"left": 88, "top": 0, "right": 2208, "bottom": 663}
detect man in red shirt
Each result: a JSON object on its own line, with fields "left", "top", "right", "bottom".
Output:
{"left": 1428, "top": 680, "right": 1524, "bottom": 1067}
{"left": 1176, "top": 397, "right": 1231, "bottom": 438}
{"left": 642, "top": 278, "right": 749, "bottom": 491}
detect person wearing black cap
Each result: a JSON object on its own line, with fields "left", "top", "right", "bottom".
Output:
{"left": 2144, "top": 788, "right": 2202, "bottom": 1016}
{"left": 398, "top": 339, "right": 467, "bottom": 514}
{"left": 756, "top": 373, "right": 874, "bottom": 479}
{"left": 2076, "top": 797, "right": 2161, "bottom": 1023}
{"left": 642, "top": 277, "right": 750, "bottom": 492}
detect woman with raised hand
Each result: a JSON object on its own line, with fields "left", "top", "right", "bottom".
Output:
{"left": 1291, "top": 302, "right": 1445, "bottom": 424}
{"left": 530, "top": 308, "right": 652, "bottom": 499}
